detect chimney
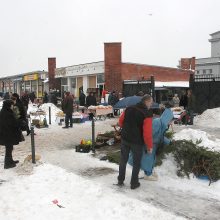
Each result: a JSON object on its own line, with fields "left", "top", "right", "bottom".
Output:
{"left": 104, "top": 42, "right": 122, "bottom": 92}
{"left": 48, "top": 57, "right": 56, "bottom": 90}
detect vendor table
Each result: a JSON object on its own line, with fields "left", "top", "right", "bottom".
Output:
{"left": 88, "top": 108, "right": 113, "bottom": 120}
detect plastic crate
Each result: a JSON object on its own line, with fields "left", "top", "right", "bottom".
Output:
{"left": 75, "top": 145, "right": 91, "bottom": 153}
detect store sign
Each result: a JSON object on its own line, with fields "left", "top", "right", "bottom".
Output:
{"left": 23, "top": 74, "right": 38, "bottom": 81}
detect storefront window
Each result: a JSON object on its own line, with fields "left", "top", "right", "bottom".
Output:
{"left": 31, "top": 80, "right": 37, "bottom": 92}
{"left": 61, "top": 78, "right": 68, "bottom": 85}
{"left": 97, "top": 73, "right": 104, "bottom": 84}
{"left": 70, "top": 78, "right": 76, "bottom": 88}
{"left": 20, "top": 81, "right": 25, "bottom": 93}
{"left": 25, "top": 81, "right": 31, "bottom": 92}
{"left": 38, "top": 80, "right": 43, "bottom": 97}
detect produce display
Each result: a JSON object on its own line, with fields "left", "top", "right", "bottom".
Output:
{"left": 88, "top": 105, "right": 112, "bottom": 110}
{"left": 75, "top": 139, "right": 92, "bottom": 153}
{"left": 171, "top": 107, "right": 183, "bottom": 112}
{"left": 30, "top": 109, "right": 46, "bottom": 116}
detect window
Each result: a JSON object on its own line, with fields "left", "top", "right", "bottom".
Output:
{"left": 196, "top": 70, "right": 200, "bottom": 74}
{"left": 70, "top": 78, "right": 76, "bottom": 88}
{"left": 61, "top": 78, "right": 68, "bottom": 85}
{"left": 97, "top": 73, "right": 104, "bottom": 84}
{"left": 209, "top": 69, "right": 213, "bottom": 74}
{"left": 203, "top": 70, "right": 206, "bottom": 74}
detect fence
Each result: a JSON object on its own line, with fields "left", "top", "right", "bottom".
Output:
{"left": 190, "top": 74, "right": 220, "bottom": 113}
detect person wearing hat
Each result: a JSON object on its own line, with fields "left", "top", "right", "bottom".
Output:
{"left": 0, "top": 100, "right": 24, "bottom": 169}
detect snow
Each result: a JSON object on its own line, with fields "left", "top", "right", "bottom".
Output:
{"left": 0, "top": 163, "right": 184, "bottom": 220}
{"left": 0, "top": 100, "right": 3, "bottom": 110}
{"left": 194, "top": 107, "right": 220, "bottom": 128}
{"left": 155, "top": 81, "right": 189, "bottom": 88}
{"left": 1, "top": 104, "right": 220, "bottom": 219}
{"left": 173, "top": 128, "right": 220, "bottom": 151}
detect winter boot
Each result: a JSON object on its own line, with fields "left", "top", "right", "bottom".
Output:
{"left": 4, "top": 157, "right": 16, "bottom": 169}
{"left": 130, "top": 182, "right": 140, "bottom": 190}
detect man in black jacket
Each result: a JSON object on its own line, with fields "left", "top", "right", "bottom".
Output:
{"left": 117, "top": 94, "right": 153, "bottom": 189}
{"left": 86, "top": 92, "right": 97, "bottom": 107}
{"left": 62, "top": 92, "right": 73, "bottom": 128}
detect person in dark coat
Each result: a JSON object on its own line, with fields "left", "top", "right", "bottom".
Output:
{"left": 49, "top": 91, "right": 58, "bottom": 106}
{"left": 117, "top": 94, "right": 153, "bottom": 189}
{"left": 62, "top": 91, "right": 73, "bottom": 128}
{"left": 3, "top": 92, "right": 10, "bottom": 100}
{"left": 0, "top": 100, "right": 24, "bottom": 169}
{"left": 11, "top": 93, "right": 30, "bottom": 136}
{"left": 29, "top": 92, "right": 36, "bottom": 103}
{"left": 186, "top": 89, "right": 196, "bottom": 125}
{"left": 180, "top": 90, "right": 188, "bottom": 109}
{"left": 108, "top": 91, "right": 119, "bottom": 106}
{"left": 43, "top": 91, "right": 49, "bottom": 103}
{"left": 108, "top": 91, "right": 119, "bottom": 116}
{"left": 79, "top": 91, "right": 86, "bottom": 106}
{"left": 86, "top": 92, "right": 97, "bottom": 107}
{"left": 79, "top": 90, "right": 86, "bottom": 113}
{"left": 21, "top": 91, "right": 30, "bottom": 112}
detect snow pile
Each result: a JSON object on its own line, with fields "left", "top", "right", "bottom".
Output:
{"left": 0, "top": 164, "right": 184, "bottom": 220}
{"left": 41, "top": 103, "right": 62, "bottom": 116}
{"left": 27, "top": 103, "right": 62, "bottom": 124}
{"left": 194, "top": 107, "right": 220, "bottom": 128}
{"left": 27, "top": 103, "right": 39, "bottom": 114}
{"left": 174, "top": 128, "right": 220, "bottom": 151}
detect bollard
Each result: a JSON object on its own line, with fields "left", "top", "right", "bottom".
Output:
{"left": 30, "top": 126, "right": 36, "bottom": 164}
{"left": 49, "top": 106, "right": 51, "bottom": 125}
{"left": 90, "top": 113, "right": 96, "bottom": 153}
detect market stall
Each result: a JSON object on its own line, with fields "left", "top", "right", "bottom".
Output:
{"left": 88, "top": 105, "right": 113, "bottom": 120}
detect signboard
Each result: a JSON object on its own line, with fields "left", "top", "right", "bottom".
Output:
{"left": 23, "top": 73, "right": 38, "bottom": 81}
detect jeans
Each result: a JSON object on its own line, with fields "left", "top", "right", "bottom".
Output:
{"left": 118, "top": 139, "right": 143, "bottom": 185}
{"left": 188, "top": 110, "right": 194, "bottom": 125}
{"left": 65, "top": 113, "right": 73, "bottom": 127}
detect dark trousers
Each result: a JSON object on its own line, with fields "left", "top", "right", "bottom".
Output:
{"left": 65, "top": 113, "right": 73, "bottom": 127}
{"left": 5, "top": 145, "right": 13, "bottom": 164}
{"left": 118, "top": 139, "right": 143, "bottom": 185}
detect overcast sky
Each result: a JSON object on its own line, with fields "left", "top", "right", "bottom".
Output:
{"left": 0, "top": 0, "right": 220, "bottom": 77}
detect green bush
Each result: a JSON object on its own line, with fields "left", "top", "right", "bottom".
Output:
{"left": 160, "top": 140, "right": 220, "bottom": 185}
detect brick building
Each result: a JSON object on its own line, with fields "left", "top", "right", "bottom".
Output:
{"left": 52, "top": 42, "right": 192, "bottom": 100}
{"left": 104, "top": 42, "right": 193, "bottom": 93}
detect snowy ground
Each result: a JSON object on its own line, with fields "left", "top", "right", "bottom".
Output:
{"left": 1, "top": 103, "right": 220, "bottom": 219}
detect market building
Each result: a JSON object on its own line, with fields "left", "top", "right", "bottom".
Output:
{"left": 0, "top": 42, "right": 193, "bottom": 101}
{"left": 51, "top": 42, "right": 192, "bottom": 101}
{"left": 0, "top": 71, "right": 48, "bottom": 97}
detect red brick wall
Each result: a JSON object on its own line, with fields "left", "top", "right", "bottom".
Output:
{"left": 104, "top": 43, "right": 192, "bottom": 93}
{"left": 121, "top": 63, "right": 192, "bottom": 81}
{"left": 104, "top": 43, "right": 122, "bottom": 92}
{"left": 48, "top": 58, "right": 58, "bottom": 90}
